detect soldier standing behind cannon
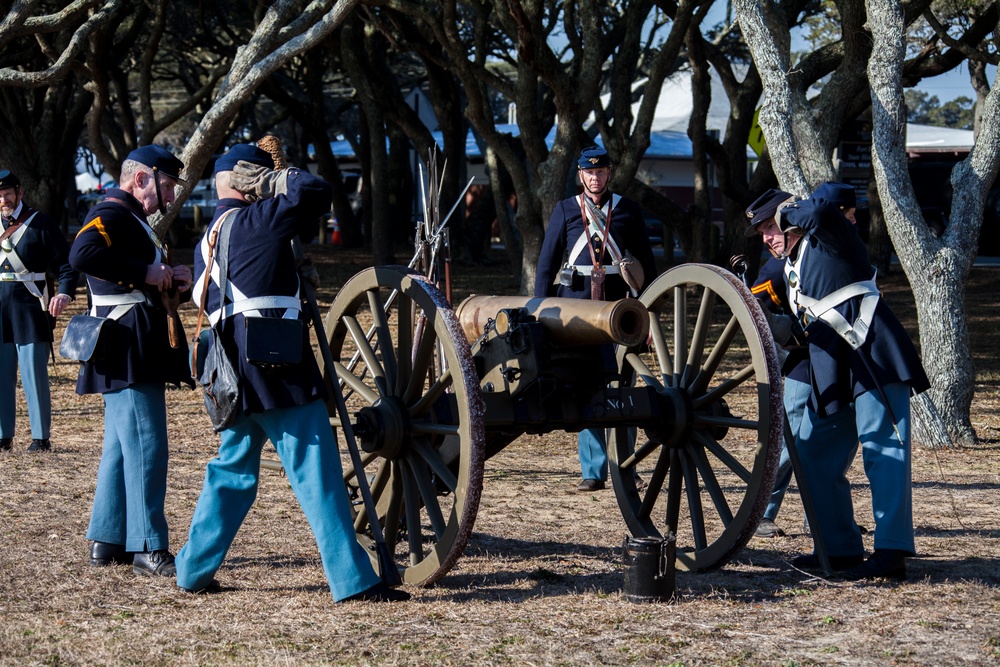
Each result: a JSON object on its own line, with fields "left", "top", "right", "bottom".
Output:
{"left": 0, "top": 170, "right": 78, "bottom": 452}
{"left": 754, "top": 182, "right": 929, "bottom": 580}
{"left": 534, "top": 146, "right": 657, "bottom": 492}
{"left": 741, "top": 188, "right": 812, "bottom": 538}
{"left": 69, "top": 145, "right": 194, "bottom": 577}
{"left": 173, "top": 144, "right": 408, "bottom": 602}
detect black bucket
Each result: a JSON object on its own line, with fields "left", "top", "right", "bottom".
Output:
{"left": 622, "top": 534, "right": 676, "bottom": 602}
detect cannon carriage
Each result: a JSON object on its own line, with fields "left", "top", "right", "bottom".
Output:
{"left": 319, "top": 263, "right": 783, "bottom": 587}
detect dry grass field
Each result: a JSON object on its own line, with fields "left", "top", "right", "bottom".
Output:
{"left": 1, "top": 245, "right": 998, "bottom": 666}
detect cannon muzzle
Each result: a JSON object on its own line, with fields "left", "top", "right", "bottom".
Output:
{"left": 455, "top": 295, "right": 650, "bottom": 347}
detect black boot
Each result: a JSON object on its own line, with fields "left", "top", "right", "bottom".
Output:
{"left": 90, "top": 541, "right": 131, "bottom": 566}
{"left": 27, "top": 438, "right": 51, "bottom": 452}
{"left": 0, "top": 438, "right": 11, "bottom": 451}
{"left": 341, "top": 582, "right": 411, "bottom": 602}
{"left": 791, "top": 552, "right": 864, "bottom": 572}
{"left": 133, "top": 550, "right": 176, "bottom": 577}
{"left": 837, "top": 549, "right": 908, "bottom": 581}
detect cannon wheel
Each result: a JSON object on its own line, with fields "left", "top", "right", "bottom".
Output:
{"left": 609, "top": 263, "right": 783, "bottom": 571}
{"left": 321, "top": 266, "right": 485, "bottom": 587}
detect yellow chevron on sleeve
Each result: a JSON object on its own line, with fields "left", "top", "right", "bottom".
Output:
{"left": 751, "top": 279, "right": 783, "bottom": 308}
{"left": 77, "top": 216, "right": 111, "bottom": 246}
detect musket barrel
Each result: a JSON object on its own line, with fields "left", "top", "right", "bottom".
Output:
{"left": 455, "top": 295, "right": 649, "bottom": 347}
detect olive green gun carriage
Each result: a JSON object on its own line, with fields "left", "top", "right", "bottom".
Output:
{"left": 320, "top": 263, "right": 783, "bottom": 587}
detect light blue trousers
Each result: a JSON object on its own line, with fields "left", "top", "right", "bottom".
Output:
{"left": 86, "top": 383, "right": 170, "bottom": 552}
{"left": 763, "top": 377, "right": 811, "bottom": 521}
{"left": 578, "top": 428, "right": 608, "bottom": 481}
{"left": 175, "top": 399, "right": 380, "bottom": 600}
{"left": 796, "top": 383, "right": 915, "bottom": 556}
{"left": 578, "top": 427, "right": 639, "bottom": 481}
{"left": 0, "top": 341, "right": 50, "bottom": 440}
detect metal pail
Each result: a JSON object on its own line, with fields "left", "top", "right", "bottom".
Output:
{"left": 622, "top": 534, "right": 676, "bottom": 602}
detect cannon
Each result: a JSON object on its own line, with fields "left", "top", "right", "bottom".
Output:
{"left": 320, "top": 263, "right": 783, "bottom": 586}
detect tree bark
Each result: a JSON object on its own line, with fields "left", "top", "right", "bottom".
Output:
{"left": 342, "top": 17, "right": 394, "bottom": 264}
{"left": 865, "top": 0, "right": 997, "bottom": 446}
{"left": 687, "top": 22, "right": 714, "bottom": 262}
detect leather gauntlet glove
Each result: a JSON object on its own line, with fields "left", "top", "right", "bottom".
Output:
{"left": 230, "top": 160, "right": 290, "bottom": 200}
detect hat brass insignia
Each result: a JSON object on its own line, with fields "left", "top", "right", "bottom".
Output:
{"left": 589, "top": 157, "right": 600, "bottom": 164}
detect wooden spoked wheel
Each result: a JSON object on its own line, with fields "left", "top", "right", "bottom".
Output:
{"left": 321, "top": 266, "right": 485, "bottom": 586}
{"left": 609, "top": 263, "right": 783, "bottom": 571}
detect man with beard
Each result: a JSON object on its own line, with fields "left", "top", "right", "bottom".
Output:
{"left": 0, "top": 170, "right": 77, "bottom": 452}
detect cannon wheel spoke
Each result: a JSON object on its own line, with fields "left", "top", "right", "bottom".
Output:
{"left": 610, "top": 264, "right": 783, "bottom": 571}
{"left": 321, "top": 267, "right": 485, "bottom": 586}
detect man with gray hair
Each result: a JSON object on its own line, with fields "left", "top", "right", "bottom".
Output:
{"left": 69, "top": 145, "right": 193, "bottom": 577}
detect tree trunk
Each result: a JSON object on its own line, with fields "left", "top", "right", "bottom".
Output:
{"left": 687, "top": 25, "right": 713, "bottom": 263}
{"left": 485, "top": 146, "right": 522, "bottom": 285}
{"left": 865, "top": 0, "right": 996, "bottom": 446}
{"left": 865, "top": 172, "right": 891, "bottom": 273}
{"left": 343, "top": 18, "right": 394, "bottom": 265}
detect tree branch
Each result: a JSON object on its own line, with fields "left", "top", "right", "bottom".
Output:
{"left": 923, "top": 7, "right": 1000, "bottom": 65}
{"left": 0, "top": 0, "right": 124, "bottom": 88}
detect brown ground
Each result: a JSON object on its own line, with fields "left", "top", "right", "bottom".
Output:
{"left": 1, "top": 246, "right": 998, "bottom": 666}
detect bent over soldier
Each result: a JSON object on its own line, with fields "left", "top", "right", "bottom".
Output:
{"left": 762, "top": 183, "right": 929, "bottom": 580}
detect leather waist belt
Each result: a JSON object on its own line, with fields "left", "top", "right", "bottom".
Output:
{"left": 567, "top": 264, "right": 621, "bottom": 276}
{"left": 0, "top": 271, "right": 46, "bottom": 282}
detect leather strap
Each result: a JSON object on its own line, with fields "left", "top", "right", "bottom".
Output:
{"left": 190, "top": 210, "right": 237, "bottom": 378}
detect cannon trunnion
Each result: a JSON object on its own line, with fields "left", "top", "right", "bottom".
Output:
{"left": 321, "top": 264, "right": 782, "bottom": 586}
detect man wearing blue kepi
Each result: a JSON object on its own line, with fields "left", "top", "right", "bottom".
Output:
{"left": 70, "top": 145, "right": 194, "bottom": 576}
{"left": 534, "top": 146, "right": 657, "bottom": 492}
{"left": 174, "top": 144, "right": 408, "bottom": 602}
{"left": 742, "top": 188, "right": 812, "bottom": 538}
{"left": 0, "top": 170, "right": 78, "bottom": 452}
{"left": 754, "top": 181, "right": 929, "bottom": 580}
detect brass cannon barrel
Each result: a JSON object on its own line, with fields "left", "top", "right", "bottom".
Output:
{"left": 455, "top": 295, "right": 650, "bottom": 347}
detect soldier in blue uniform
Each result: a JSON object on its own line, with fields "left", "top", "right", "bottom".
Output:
{"left": 69, "top": 145, "right": 194, "bottom": 577}
{"left": 742, "top": 189, "right": 812, "bottom": 538}
{"left": 533, "top": 146, "right": 657, "bottom": 492}
{"left": 756, "top": 181, "right": 929, "bottom": 580}
{"left": 0, "top": 171, "right": 78, "bottom": 452}
{"left": 174, "top": 144, "right": 408, "bottom": 602}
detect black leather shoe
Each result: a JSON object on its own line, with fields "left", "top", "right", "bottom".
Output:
{"left": 577, "top": 478, "right": 605, "bottom": 492}
{"left": 27, "top": 438, "right": 50, "bottom": 452}
{"left": 837, "top": 549, "right": 908, "bottom": 581}
{"left": 90, "top": 541, "right": 130, "bottom": 566}
{"left": 133, "top": 550, "right": 176, "bottom": 577}
{"left": 341, "top": 582, "right": 411, "bottom": 603}
{"left": 791, "top": 552, "right": 865, "bottom": 572}
{"left": 178, "top": 579, "right": 222, "bottom": 594}
{"left": 0, "top": 438, "right": 11, "bottom": 451}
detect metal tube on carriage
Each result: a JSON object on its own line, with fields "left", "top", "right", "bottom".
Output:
{"left": 455, "top": 295, "right": 650, "bottom": 347}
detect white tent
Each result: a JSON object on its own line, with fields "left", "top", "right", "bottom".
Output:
{"left": 906, "top": 123, "right": 975, "bottom": 152}
{"left": 639, "top": 69, "right": 733, "bottom": 137}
